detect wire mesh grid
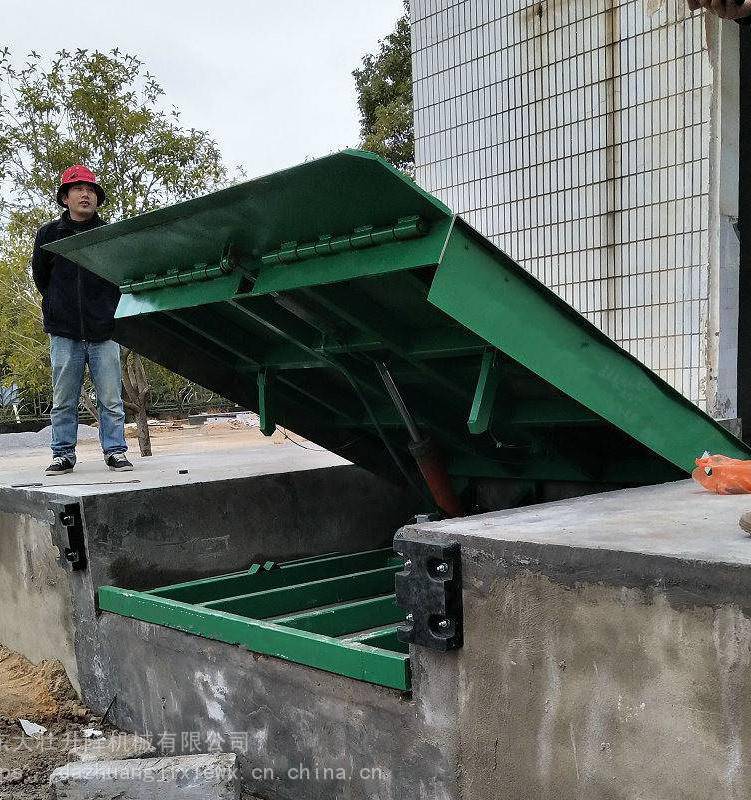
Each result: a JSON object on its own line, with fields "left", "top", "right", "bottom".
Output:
{"left": 411, "top": 0, "right": 712, "bottom": 407}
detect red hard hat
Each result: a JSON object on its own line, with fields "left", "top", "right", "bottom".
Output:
{"left": 57, "top": 165, "right": 107, "bottom": 208}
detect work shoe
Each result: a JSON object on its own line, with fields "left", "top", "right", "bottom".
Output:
{"left": 45, "top": 456, "right": 75, "bottom": 476}
{"left": 105, "top": 453, "right": 134, "bottom": 472}
{"left": 740, "top": 512, "right": 751, "bottom": 535}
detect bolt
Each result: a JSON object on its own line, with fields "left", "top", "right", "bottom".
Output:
{"left": 404, "top": 559, "right": 413, "bottom": 569}
{"left": 436, "top": 562, "right": 449, "bottom": 574}
{"left": 406, "top": 613, "right": 414, "bottom": 622}
{"left": 437, "top": 618, "right": 451, "bottom": 630}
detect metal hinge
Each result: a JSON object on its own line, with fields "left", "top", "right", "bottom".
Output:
{"left": 395, "top": 540, "right": 463, "bottom": 651}
{"left": 50, "top": 501, "right": 87, "bottom": 571}
{"left": 259, "top": 215, "right": 428, "bottom": 266}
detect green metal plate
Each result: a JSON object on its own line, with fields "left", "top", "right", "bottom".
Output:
{"left": 45, "top": 149, "right": 451, "bottom": 286}
{"left": 45, "top": 149, "right": 751, "bottom": 495}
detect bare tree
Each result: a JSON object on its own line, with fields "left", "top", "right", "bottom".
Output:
{"left": 79, "top": 383, "right": 99, "bottom": 423}
{"left": 121, "top": 348, "right": 152, "bottom": 457}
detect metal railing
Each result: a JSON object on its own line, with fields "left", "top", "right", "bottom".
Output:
{"left": 0, "top": 384, "right": 234, "bottom": 424}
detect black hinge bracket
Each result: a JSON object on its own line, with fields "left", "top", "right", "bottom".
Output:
{"left": 395, "top": 540, "right": 463, "bottom": 651}
{"left": 50, "top": 501, "right": 87, "bottom": 571}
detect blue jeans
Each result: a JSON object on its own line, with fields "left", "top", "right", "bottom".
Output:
{"left": 50, "top": 336, "right": 128, "bottom": 461}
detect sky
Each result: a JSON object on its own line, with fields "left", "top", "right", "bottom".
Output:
{"left": 3, "top": 0, "right": 405, "bottom": 179}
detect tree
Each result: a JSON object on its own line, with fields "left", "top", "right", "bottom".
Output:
{"left": 0, "top": 48, "right": 229, "bottom": 219}
{"left": 121, "top": 348, "right": 152, "bottom": 456}
{"left": 0, "top": 48, "right": 235, "bottom": 452}
{"left": 0, "top": 208, "right": 50, "bottom": 393}
{"left": 353, "top": 0, "right": 414, "bottom": 174}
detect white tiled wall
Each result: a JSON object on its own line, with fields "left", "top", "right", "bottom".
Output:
{"left": 411, "top": 0, "right": 716, "bottom": 408}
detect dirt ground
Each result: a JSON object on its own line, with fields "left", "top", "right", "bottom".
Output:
{"left": 0, "top": 648, "right": 87, "bottom": 722}
{"left": 0, "top": 645, "right": 265, "bottom": 799}
{"left": 0, "top": 648, "right": 116, "bottom": 799}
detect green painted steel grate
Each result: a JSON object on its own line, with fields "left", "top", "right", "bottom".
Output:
{"left": 98, "top": 548, "right": 411, "bottom": 691}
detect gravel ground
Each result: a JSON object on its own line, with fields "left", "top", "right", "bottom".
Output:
{"left": 0, "top": 425, "right": 99, "bottom": 454}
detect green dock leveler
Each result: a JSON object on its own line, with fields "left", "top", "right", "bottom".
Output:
{"left": 47, "top": 149, "right": 751, "bottom": 688}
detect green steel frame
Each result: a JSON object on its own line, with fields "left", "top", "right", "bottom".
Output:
{"left": 98, "top": 548, "right": 410, "bottom": 691}
{"left": 46, "top": 149, "right": 751, "bottom": 498}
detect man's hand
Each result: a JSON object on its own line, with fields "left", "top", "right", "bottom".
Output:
{"left": 687, "top": 0, "right": 751, "bottom": 20}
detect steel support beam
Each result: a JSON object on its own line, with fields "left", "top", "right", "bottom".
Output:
{"left": 346, "top": 625, "right": 406, "bottom": 653}
{"left": 150, "top": 548, "right": 399, "bottom": 604}
{"left": 301, "top": 284, "right": 472, "bottom": 405}
{"left": 203, "top": 565, "right": 402, "bottom": 618}
{"left": 257, "top": 370, "right": 275, "bottom": 436}
{"left": 99, "top": 586, "right": 410, "bottom": 690}
{"left": 162, "top": 311, "right": 359, "bottom": 424}
{"left": 468, "top": 350, "right": 501, "bottom": 434}
{"left": 271, "top": 595, "right": 403, "bottom": 637}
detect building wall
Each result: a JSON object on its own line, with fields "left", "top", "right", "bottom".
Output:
{"left": 411, "top": 0, "right": 741, "bottom": 414}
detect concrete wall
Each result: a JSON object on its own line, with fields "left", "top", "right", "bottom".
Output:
{"left": 0, "top": 493, "right": 78, "bottom": 689}
{"left": 94, "top": 616, "right": 457, "bottom": 800}
{"left": 0, "top": 464, "right": 419, "bottom": 709}
{"left": 454, "top": 566, "right": 751, "bottom": 799}
{"left": 399, "top": 481, "right": 751, "bottom": 800}
{"left": 78, "top": 465, "right": 416, "bottom": 593}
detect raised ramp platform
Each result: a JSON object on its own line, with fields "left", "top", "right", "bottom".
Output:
{"left": 47, "top": 150, "right": 750, "bottom": 496}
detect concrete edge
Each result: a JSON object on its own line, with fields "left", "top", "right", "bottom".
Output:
{"left": 396, "top": 525, "right": 751, "bottom": 613}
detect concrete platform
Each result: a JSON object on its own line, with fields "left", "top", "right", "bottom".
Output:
{"left": 7, "top": 459, "right": 751, "bottom": 800}
{"left": 398, "top": 479, "right": 751, "bottom": 800}
{"left": 0, "top": 440, "right": 346, "bottom": 497}
{"left": 0, "top": 444, "right": 418, "bottom": 698}
{"left": 408, "top": 479, "right": 751, "bottom": 567}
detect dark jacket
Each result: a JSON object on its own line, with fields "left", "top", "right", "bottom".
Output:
{"left": 32, "top": 211, "right": 120, "bottom": 342}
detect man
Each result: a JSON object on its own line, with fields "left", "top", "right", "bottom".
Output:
{"left": 32, "top": 165, "right": 133, "bottom": 476}
{"left": 687, "top": 0, "right": 751, "bottom": 20}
